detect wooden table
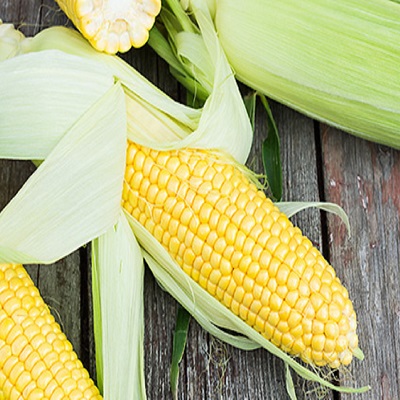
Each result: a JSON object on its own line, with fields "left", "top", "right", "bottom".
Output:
{"left": 1, "top": 2, "right": 399, "bottom": 399}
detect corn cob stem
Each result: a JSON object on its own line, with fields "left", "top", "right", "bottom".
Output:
{"left": 122, "top": 141, "right": 359, "bottom": 369}
{"left": 0, "top": 263, "right": 102, "bottom": 399}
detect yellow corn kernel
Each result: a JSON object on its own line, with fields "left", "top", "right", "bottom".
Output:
{"left": 122, "top": 142, "right": 360, "bottom": 368}
{"left": 255, "top": 268, "right": 269, "bottom": 287}
{"left": 0, "top": 264, "right": 101, "bottom": 399}
{"left": 247, "top": 261, "right": 260, "bottom": 280}
{"left": 236, "top": 256, "right": 250, "bottom": 275}
{"left": 252, "top": 283, "right": 263, "bottom": 301}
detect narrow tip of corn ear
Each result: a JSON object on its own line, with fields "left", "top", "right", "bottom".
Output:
{"left": 353, "top": 347, "right": 364, "bottom": 361}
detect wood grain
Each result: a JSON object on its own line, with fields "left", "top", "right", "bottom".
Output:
{"left": 322, "top": 126, "right": 400, "bottom": 399}
{"left": 1, "top": 1, "right": 399, "bottom": 399}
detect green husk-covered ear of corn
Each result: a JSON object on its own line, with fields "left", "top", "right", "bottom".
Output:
{"left": 0, "top": 263, "right": 102, "bottom": 399}
{"left": 152, "top": 0, "right": 400, "bottom": 148}
{"left": 55, "top": 0, "right": 161, "bottom": 54}
{"left": 0, "top": 22, "right": 369, "bottom": 397}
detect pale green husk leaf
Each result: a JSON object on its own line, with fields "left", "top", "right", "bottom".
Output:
{"left": 125, "top": 212, "right": 369, "bottom": 394}
{"left": 92, "top": 212, "right": 146, "bottom": 399}
{"left": 278, "top": 201, "right": 351, "bottom": 235}
{"left": 213, "top": 0, "right": 400, "bottom": 148}
{"left": 179, "top": 0, "right": 253, "bottom": 163}
{"left": 151, "top": 0, "right": 254, "bottom": 162}
{"left": 285, "top": 364, "right": 298, "bottom": 400}
{"left": 0, "top": 51, "right": 114, "bottom": 160}
{"left": 16, "top": 25, "right": 253, "bottom": 164}
{"left": 0, "top": 81, "right": 126, "bottom": 264}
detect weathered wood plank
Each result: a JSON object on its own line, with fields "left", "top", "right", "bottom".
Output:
{"left": 273, "top": 105, "right": 336, "bottom": 400}
{"left": 322, "top": 126, "right": 400, "bottom": 399}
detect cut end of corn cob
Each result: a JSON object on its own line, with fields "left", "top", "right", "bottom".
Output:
{"left": 56, "top": 0, "right": 161, "bottom": 54}
{"left": 122, "top": 141, "right": 361, "bottom": 369}
{"left": 0, "top": 263, "right": 102, "bottom": 399}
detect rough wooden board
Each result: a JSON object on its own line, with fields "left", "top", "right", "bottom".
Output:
{"left": 321, "top": 126, "right": 400, "bottom": 399}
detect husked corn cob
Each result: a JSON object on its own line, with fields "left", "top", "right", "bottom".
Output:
{"left": 0, "top": 263, "right": 102, "bottom": 399}
{"left": 55, "top": 0, "right": 161, "bottom": 54}
{"left": 122, "top": 141, "right": 359, "bottom": 368}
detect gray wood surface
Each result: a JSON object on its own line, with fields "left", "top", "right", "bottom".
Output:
{"left": 1, "top": 1, "right": 399, "bottom": 399}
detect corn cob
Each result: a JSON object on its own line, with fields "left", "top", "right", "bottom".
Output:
{"left": 0, "top": 263, "right": 102, "bottom": 399}
{"left": 55, "top": 0, "right": 161, "bottom": 54}
{"left": 122, "top": 141, "right": 359, "bottom": 368}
